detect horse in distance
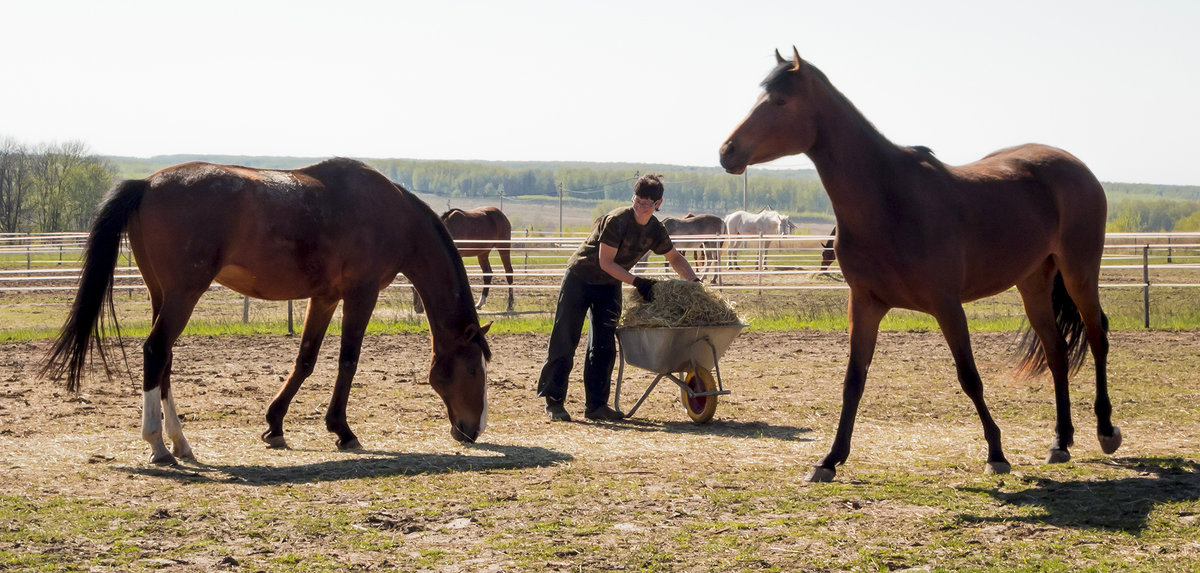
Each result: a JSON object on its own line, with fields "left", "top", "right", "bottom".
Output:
{"left": 723, "top": 209, "right": 793, "bottom": 270}
{"left": 719, "top": 48, "right": 1119, "bottom": 482}
{"left": 431, "top": 207, "right": 516, "bottom": 313}
{"left": 42, "top": 158, "right": 492, "bottom": 465}
{"left": 662, "top": 213, "right": 725, "bottom": 283}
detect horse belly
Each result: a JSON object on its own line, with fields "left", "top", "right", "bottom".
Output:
{"left": 215, "top": 262, "right": 320, "bottom": 301}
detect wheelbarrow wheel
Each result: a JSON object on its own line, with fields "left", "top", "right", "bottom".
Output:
{"left": 681, "top": 366, "right": 718, "bottom": 424}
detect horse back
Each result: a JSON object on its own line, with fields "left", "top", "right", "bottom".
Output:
{"left": 131, "top": 159, "right": 411, "bottom": 299}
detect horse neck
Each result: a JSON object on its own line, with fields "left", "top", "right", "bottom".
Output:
{"left": 805, "top": 80, "right": 909, "bottom": 228}
{"left": 405, "top": 214, "right": 479, "bottom": 354}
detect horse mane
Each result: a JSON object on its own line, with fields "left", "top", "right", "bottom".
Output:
{"left": 764, "top": 59, "right": 890, "bottom": 149}
{"left": 907, "top": 145, "right": 947, "bottom": 170}
{"left": 440, "top": 208, "right": 465, "bottom": 220}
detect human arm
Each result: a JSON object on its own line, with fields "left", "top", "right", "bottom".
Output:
{"left": 664, "top": 248, "right": 700, "bottom": 282}
{"left": 598, "top": 243, "right": 639, "bottom": 285}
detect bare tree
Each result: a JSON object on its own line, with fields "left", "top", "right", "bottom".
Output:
{"left": 29, "top": 141, "right": 113, "bottom": 232}
{"left": 0, "top": 137, "right": 33, "bottom": 233}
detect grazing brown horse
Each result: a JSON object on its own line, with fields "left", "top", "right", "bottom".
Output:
{"left": 720, "top": 49, "right": 1120, "bottom": 482}
{"left": 42, "top": 158, "right": 492, "bottom": 465}
{"left": 439, "top": 207, "right": 515, "bottom": 312}
{"left": 662, "top": 213, "right": 725, "bottom": 283}
{"left": 819, "top": 226, "right": 837, "bottom": 272}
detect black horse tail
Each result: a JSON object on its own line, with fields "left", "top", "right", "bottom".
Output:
{"left": 41, "top": 179, "right": 147, "bottom": 392}
{"left": 1013, "top": 272, "right": 1105, "bottom": 378}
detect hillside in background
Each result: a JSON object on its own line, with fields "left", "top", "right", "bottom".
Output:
{"left": 105, "top": 155, "right": 1200, "bottom": 233}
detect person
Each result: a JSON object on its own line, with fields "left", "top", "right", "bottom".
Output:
{"left": 536, "top": 173, "right": 700, "bottom": 421}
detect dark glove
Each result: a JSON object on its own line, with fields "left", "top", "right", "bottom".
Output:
{"left": 633, "top": 277, "right": 656, "bottom": 302}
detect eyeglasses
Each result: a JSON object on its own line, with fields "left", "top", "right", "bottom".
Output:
{"left": 632, "top": 196, "right": 658, "bottom": 208}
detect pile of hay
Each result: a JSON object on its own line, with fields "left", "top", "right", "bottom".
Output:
{"left": 621, "top": 279, "right": 742, "bottom": 328}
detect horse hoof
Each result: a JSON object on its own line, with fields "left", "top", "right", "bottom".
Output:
{"left": 262, "top": 434, "right": 288, "bottom": 449}
{"left": 1099, "top": 426, "right": 1123, "bottom": 454}
{"left": 1046, "top": 448, "right": 1071, "bottom": 464}
{"left": 149, "top": 452, "right": 178, "bottom": 466}
{"left": 337, "top": 438, "right": 362, "bottom": 451}
{"left": 807, "top": 466, "right": 836, "bottom": 482}
{"left": 173, "top": 446, "right": 195, "bottom": 460}
{"left": 985, "top": 461, "right": 1011, "bottom": 475}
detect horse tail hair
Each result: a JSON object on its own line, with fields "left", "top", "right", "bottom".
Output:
{"left": 1013, "top": 272, "right": 1094, "bottom": 379}
{"left": 41, "top": 179, "right": 147, "bottom": 392}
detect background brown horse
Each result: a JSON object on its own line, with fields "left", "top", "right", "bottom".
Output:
{"left": 662, "top": 213, "right": 725, "bottom": 283}
{"left": 720, "top": 49, "right": 1120, "bottom": 482}
{"left": 438, "top": 207, "right": 515, "bottom": 312}
{"left": 42, "top": 158, "right": 492, "bottom": 465}
{"left": 818, "top": 226, "right": 837, "bottom": 272}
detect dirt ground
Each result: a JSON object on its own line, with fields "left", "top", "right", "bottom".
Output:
{"left": 2, "top": 329, "right": 1199, "bottom": 571}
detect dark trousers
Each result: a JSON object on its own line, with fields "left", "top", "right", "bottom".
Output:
{"left": 536, "top": 272, "right": 622, "bottom": 411}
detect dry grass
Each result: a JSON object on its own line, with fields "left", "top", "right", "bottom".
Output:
{"left": 620, "top": 280, "right": 742, "bottom": 328}
{"left": 1, "top": 329, "right": 1198, "bottom": 571}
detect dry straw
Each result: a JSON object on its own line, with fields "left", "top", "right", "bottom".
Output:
{"left": 621, "top": 280, "right": 742, "bottom": 328}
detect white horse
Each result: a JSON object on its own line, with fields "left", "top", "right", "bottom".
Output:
{"left": 723, "top": 209, "right": 794, "bottom": 269}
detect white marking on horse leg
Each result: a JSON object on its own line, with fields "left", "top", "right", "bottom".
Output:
{"left": 478, "top": 364, "right": 489, "bottom": 437}
{"left": 162, "top": 388, "right": 194, "bottom": 459}
{"left": 142, "top": 387, "right": 174, "bottom": 464}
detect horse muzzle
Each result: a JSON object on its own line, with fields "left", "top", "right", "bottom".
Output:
{"left": 450, "top": 421, "right": 480, "bottom": 444}
{"left": 719, "top": 141, "right": 748, "bottom": 175}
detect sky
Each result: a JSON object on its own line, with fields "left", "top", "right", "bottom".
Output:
{"left": 2, "top": 0, "right": 1198, "bottom": 186}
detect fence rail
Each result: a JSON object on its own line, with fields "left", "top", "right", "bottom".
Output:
{"left": 3, "top": 231, "right": 1199, "bottom": 329}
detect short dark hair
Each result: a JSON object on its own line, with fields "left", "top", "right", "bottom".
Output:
{"left": 633, "top": 173, "right": 664, "bottom": 202}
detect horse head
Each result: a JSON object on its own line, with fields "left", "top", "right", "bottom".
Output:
{"left": 779, "top": 215, "right": 796, "bottom": 234}
{"left": 720, "top": 47, "right": 820, "bottom": 174}
{"left": 428, "top": 320, "right": 493, "bottom": 443}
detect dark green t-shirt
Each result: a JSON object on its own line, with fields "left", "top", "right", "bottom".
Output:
{"left": 567, "top": 206, "right": 674, "bottom": 285}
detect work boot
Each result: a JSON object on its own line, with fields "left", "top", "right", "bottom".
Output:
{"left": 545, "top": 399, "right": 571, "bottom": 422}
{"left": 584, "top": 404, "right": 625, "bottom": 421}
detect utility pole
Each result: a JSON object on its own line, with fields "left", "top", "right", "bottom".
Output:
{"left": 742, "top": 169, "right": 748, "bottom": 211}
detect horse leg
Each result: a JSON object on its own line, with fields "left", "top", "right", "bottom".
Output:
{"left": 412, "top": 287, "right": 424, "bottom": 314}
{"left": 1059, "top": 267, "right": 1121, "bottom": 453}
{"left": 476, "top": 254, "right": 492, "bottom": 309}
{"left": 262, "top": 295, "right": 338, "bottom": 448}
{"left": 933, "top": 303, "right": 1010, "bottom": 475}
{"left": 810, "top": 291, "right": 888, "bottom": 482}
{"left": 499, "top": 247, "right": 515, "bottom": 312}
{"left": 1016, "top": 269, "right": 1075, "bottom": 463}
{"left": 141, "top": 290, "right": 203, "bottom": 465}
{"left": 708, "top": 242, "right": 722, "bottom": 285}
{"left": 325, "top": 287, "right": 380, "bottom": 450}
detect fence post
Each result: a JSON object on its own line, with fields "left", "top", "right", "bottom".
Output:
{"left": 243, "top": 296, "right": 250, "bottom": 324}
{"left": 1143, "top": 245, "right": 1150, "bottom": 329}
{"left": 287, "top": 300, "right": 294, "bottom": 335}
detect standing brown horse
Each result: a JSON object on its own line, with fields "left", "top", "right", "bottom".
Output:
{"left": 440, "top": 207, "right": 515, "bottom": 312}
{"left": 720, "top": 49, "right": 1120, "bottom": 482}
{"left": 41, "top": 158, "right": 492, "bottom": 465}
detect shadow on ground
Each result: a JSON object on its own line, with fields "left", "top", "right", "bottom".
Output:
{"left": 116, "top": 442, "right": 573, "bottom": 485}
{"left": 962, "top": 456, "right": 1200, "bottom": 533}
{"left": 587, "top": 417, "right": 812, "bottom": 442}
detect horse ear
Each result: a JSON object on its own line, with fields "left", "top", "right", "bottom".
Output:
{"left": 791, "top": 46, "right": 804, "bottom": 71}
{"left": 775, "top": 48, "right": 786, "bottom": 65}
{"left": 480, "top": 321, "right": 492, "bottom": 335}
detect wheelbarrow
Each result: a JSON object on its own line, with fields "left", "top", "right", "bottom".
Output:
{"left": 613, "top": 324, "right": 747, "bottom": 424}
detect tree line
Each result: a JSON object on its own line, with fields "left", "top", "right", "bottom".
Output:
{"left": 4, "top": 136, "right": 1200, "bottom": 234}
{"left": 0, "top": 138, "right": 115, "bottom": 233}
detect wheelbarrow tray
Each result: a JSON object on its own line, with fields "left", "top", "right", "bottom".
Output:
{"left": 616, "top": 324, "right": 747, "bottom": 375}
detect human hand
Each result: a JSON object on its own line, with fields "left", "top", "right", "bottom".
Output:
{"left": 632, "top": 277, "right": 656, "bottom": 302}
